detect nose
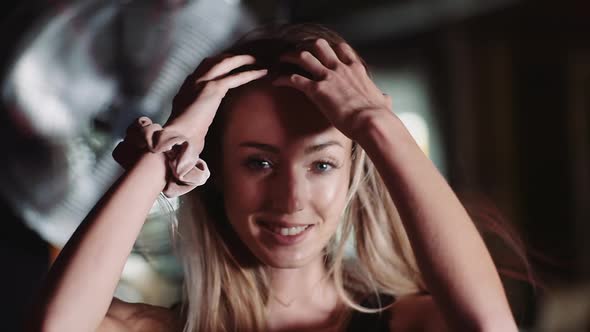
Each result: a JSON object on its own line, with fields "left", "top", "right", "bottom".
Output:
{"left": 269, "top": 167, "right": 305, "bottom": 213}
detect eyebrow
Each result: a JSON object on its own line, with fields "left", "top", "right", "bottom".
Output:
{"left": 238, "top": 140, "right": 344, "bottom": 154}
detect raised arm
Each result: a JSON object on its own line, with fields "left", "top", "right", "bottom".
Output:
{"left": 27, "top": 152, "right": 167, "bottom": 332}
{"left": 355, "top": 111, "right": 517, "bottom": 331}
{"left": 273, "top": 38, "right": 517, "bottom": 331}
{"left": 26, "top": 54, "right": 268, "bottom": 332}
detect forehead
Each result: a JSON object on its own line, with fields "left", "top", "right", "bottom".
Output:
{"left": 223, "top": 83, "right": 348, "bottom": 147}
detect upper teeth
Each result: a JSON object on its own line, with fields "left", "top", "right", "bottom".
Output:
{"left": 272, "top": 225, "right": 309, "bottom": 236}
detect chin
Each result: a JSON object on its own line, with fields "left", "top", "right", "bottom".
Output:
{"left": 255, "top": 247, "right": 317, "bottom": 269}
{"left": 265, "top": 260, "right": 305, "bottom": 269}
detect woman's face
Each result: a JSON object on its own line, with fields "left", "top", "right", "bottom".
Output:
{"left": 220, "top": 83, "right": 352, "bottom": 269}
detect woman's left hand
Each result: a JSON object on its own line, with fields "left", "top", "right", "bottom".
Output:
{"left": 272, "top": 38, "right": 392, "bottom": 139}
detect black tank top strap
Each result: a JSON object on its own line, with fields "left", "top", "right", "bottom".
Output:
{"left": 346, "top": 293, "right": 395, "bottom": 332}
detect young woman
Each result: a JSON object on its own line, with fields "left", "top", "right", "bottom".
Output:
{"left": 28, "top": 23, "right": 519, "bottom": 332}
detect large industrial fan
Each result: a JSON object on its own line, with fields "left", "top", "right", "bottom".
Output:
{"left": 1, "top": 0, "right": 256, "bottom": 305}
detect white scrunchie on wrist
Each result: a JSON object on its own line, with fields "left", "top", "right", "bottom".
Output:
{"left": 112, "top": 116, "right": 210, "bottom": 198}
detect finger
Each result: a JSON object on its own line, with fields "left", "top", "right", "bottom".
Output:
{"left": 125, "top": 116, "right": 151, "bottom": 138}
{"left": 309, "top": 38, "right": 340, "bottom": 69}
{"left": 213, "top": 69, "right": 268, "bottom": 91}
{"left": 126, "top": 117, "right": 154, "bottom": 148}
{"left": 142, "top": 123, "right": 164, "bottom": 150}
{"left": 334, "top": 42, "right": 356, "bottom": 65}
{"left": 272, "top": 74, "right": 315, "bottom": 94}
{"left": 190, "top": 53, "right": 233, "bottom": 78}
{"left": 279, "top": 51, "right": 327, "bottom": 79}
{"left": 197, "top": 54, "right": 257, "bottom": 83}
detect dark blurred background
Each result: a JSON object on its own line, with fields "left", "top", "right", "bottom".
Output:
{"left": 1, "top": 0, "right": 589, "bottom": 331}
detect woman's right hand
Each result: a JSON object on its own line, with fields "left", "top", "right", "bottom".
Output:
{"left": 32, "top": 54, "right": 265, "bottom": 332}
{"left": 113, "top": 54, "right": 266, "bottom": 195}
{"left": 163, "top": 54, "right": 267, "bottom": 152}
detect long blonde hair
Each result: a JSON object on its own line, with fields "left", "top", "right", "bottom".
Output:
{"left": 167, "top": 23, "right": 425, "bottom": 332}
{"left": 164, "top": 22, "right": 540, "bottom": 331}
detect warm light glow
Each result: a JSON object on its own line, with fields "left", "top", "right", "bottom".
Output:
{"left": 398, "top": 112, "right": 429, "bottom": 155}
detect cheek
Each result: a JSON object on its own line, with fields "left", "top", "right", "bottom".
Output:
{"left": 309, "top": 171, "right": 351, "bottom": 222}
{"left": 221, "top": 166, "right": 264, "bottom": 229}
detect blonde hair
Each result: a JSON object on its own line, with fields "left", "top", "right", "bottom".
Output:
{"left": 173, "top": 142, "right": 425, "bottom": 331}
{"left": 167, "top": 23, "right": 426, "bottom": 332}
{"left": 163, "top": 23, "right": 538, "bottom": 331}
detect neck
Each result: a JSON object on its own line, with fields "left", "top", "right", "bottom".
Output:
{"left": 266, "top": 255, "right": 333, "bottom": 310}
{"left": 265, "top": 255, "right": 346, "bottom": 331}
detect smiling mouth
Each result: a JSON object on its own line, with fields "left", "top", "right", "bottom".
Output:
{"left": 258, "top": 221, "right": 315, "bottom": 236}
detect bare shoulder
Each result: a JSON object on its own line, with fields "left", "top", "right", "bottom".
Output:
{"left": 389, "top": 293, "right": 449, "bottom": 332}
{"left": 98, "top": 297, "right": 182, "bottom": 332}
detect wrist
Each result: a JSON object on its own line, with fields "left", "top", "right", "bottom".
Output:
{"left": 353, "top": 110, "right": 418, "bottom": 156}
{"left": 164, "top": 112, "right": 212, "bottom": 139}
{"left": 135, "top": 152, "right": 167, "bottom": 186}
{"left": 351, "top": 109, "right": 397, "bottom": 143}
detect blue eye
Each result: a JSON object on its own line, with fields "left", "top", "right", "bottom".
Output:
{"left": 313, "top": 161, "right": 334, "bottom": 173}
